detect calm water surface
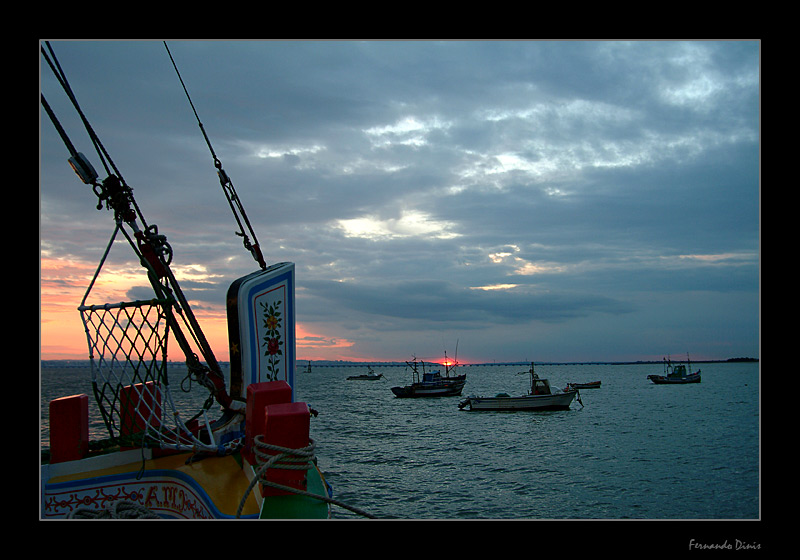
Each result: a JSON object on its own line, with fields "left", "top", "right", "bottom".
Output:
{"left": 41, "top": 361, "right": 759, "bottom": 520}
{"left": 298, "top": 362, "right": 759, "bottom": 520}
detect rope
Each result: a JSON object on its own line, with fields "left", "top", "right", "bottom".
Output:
{"left": 67, "top": 500, "right": 160, "bottom": 519}
{"left": 43, "top": 42, "right": 232, "bottom": 411}
{"left": 236, "top": 436, "right": 376, "bottom": 519}
{"left": 163, "top": 41, "right": 266, "bottom": 270}
{"left": 42, "top": 41, "right": 150, "bottom": 226}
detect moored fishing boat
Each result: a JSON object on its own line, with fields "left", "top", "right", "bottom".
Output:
{"left": 566, "top": 380, "right": 601, "bottom": 390}
{"left": 458, "top": 362, "right": 580, "bottom": 411}
{"left": 40, "top": 42, "right": 372, "bottom": 520}
{"left": 647, "top": 355, "right": 701, "bottom": 384}
{"left": 391, "top": 355, "right": 466, "bottom": 398}
{"left": 348, "top": 366, "right": 384, "bottom": 380}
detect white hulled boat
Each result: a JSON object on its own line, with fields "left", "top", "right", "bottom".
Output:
{"left": 459, "top": 362, "right": 579, "bottom": 411}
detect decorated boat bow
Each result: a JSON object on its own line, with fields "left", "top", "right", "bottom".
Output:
{"left": 40, "top": 42, "right": 372, "bottom": 519}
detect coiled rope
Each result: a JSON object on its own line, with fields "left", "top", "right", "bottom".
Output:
{"left": 236, "top": 436, "right": 376, "bottom": 519}
{"left": 67, "top": 500, "right": 160, "bottom": 519}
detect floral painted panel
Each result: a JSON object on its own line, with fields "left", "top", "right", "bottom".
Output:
{"left": 227, "top": 263, "right": 295, "bottom": 398}
{"left": 246, "top": 265, "right": 295, "bottom": 394}
{"left": 255, "top": 288, "right": 286, "bottom": 382}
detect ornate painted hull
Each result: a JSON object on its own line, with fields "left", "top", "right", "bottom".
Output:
{"left": 41, "top": 448, "right": 330, "bottom": 519}
{"left": 459, "top": 391, "right": 576, "bottom": 411}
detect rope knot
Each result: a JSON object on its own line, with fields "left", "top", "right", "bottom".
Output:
{"left": 252, "top": 435, "right": 316, "bottom": 474}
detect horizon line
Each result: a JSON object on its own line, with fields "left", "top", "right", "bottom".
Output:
{"left": 41, "top": 357, "right": 759, "bottom": 366}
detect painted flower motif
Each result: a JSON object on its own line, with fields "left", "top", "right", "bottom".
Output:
{"left": 260, "top": 300, "right": 283, "bottom": 380}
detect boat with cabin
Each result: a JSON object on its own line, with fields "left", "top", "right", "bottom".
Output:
{"left": 40, "top": 42, "right": 372, "bottom": 519}
{"left": 458, "top": 362, "right": 580, "bottom": 411}
{"left": 647, "top": 355, "right": 701, "bottom": 384}
{"left": 391, "top": 355, "right": 466, "bottom": 398}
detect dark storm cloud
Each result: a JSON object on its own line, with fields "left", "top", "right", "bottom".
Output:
{"left": 41, "top": 40, "right": 760, "bottom": 361}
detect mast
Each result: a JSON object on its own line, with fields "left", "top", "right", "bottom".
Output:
{"left": 41, "top": 42, "right": 233, "bottom": 410}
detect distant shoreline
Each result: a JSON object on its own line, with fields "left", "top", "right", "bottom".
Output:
{"left": 291, "top": 357, "right": 759, "bottom": 367}
{"left": 40, "top": 357, "right": 759, "bottom": 368}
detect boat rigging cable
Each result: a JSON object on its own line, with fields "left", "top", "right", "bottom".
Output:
{"left": 40, "top": 41, "right": 233, "bottom": 411}
{"left": 163, "top": 41, "right": 267, "bottom": 271}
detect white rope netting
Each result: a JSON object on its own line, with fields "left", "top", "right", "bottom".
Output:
{"left": 79, "top": 299, "right": 220, "bottom": 453}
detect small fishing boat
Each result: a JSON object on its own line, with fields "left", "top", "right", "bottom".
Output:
{"left": 647, "top": 355, "right": 701, "bottom": 384}
{"left": 348, "top": 367, "right": 384, "bottom": 380}
{"left": 566, "top": 381, "right": 601, "bottom": 390}
{"left": 391, "top": 356, "right": 466, "bottom": 398}
{"left": 458, "top": 362, "right": 580, "bottom": 411}
{"left": 39, "top": 42, "right": 373, "bottom": 520}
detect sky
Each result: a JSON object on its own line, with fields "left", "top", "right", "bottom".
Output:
{"left": 40, "top": 40, "right": 760, "bottom": 365}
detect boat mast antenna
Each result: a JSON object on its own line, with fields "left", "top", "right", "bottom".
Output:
{"left": 164, "top": 41, "right": 267, "bottom": 270}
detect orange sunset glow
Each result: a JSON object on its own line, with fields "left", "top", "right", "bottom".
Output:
{"left": 41, "top": 256, "right": 112, "bottom": 360}
{"left": 40, "top": 255, "right": 357, "bottom": 363}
